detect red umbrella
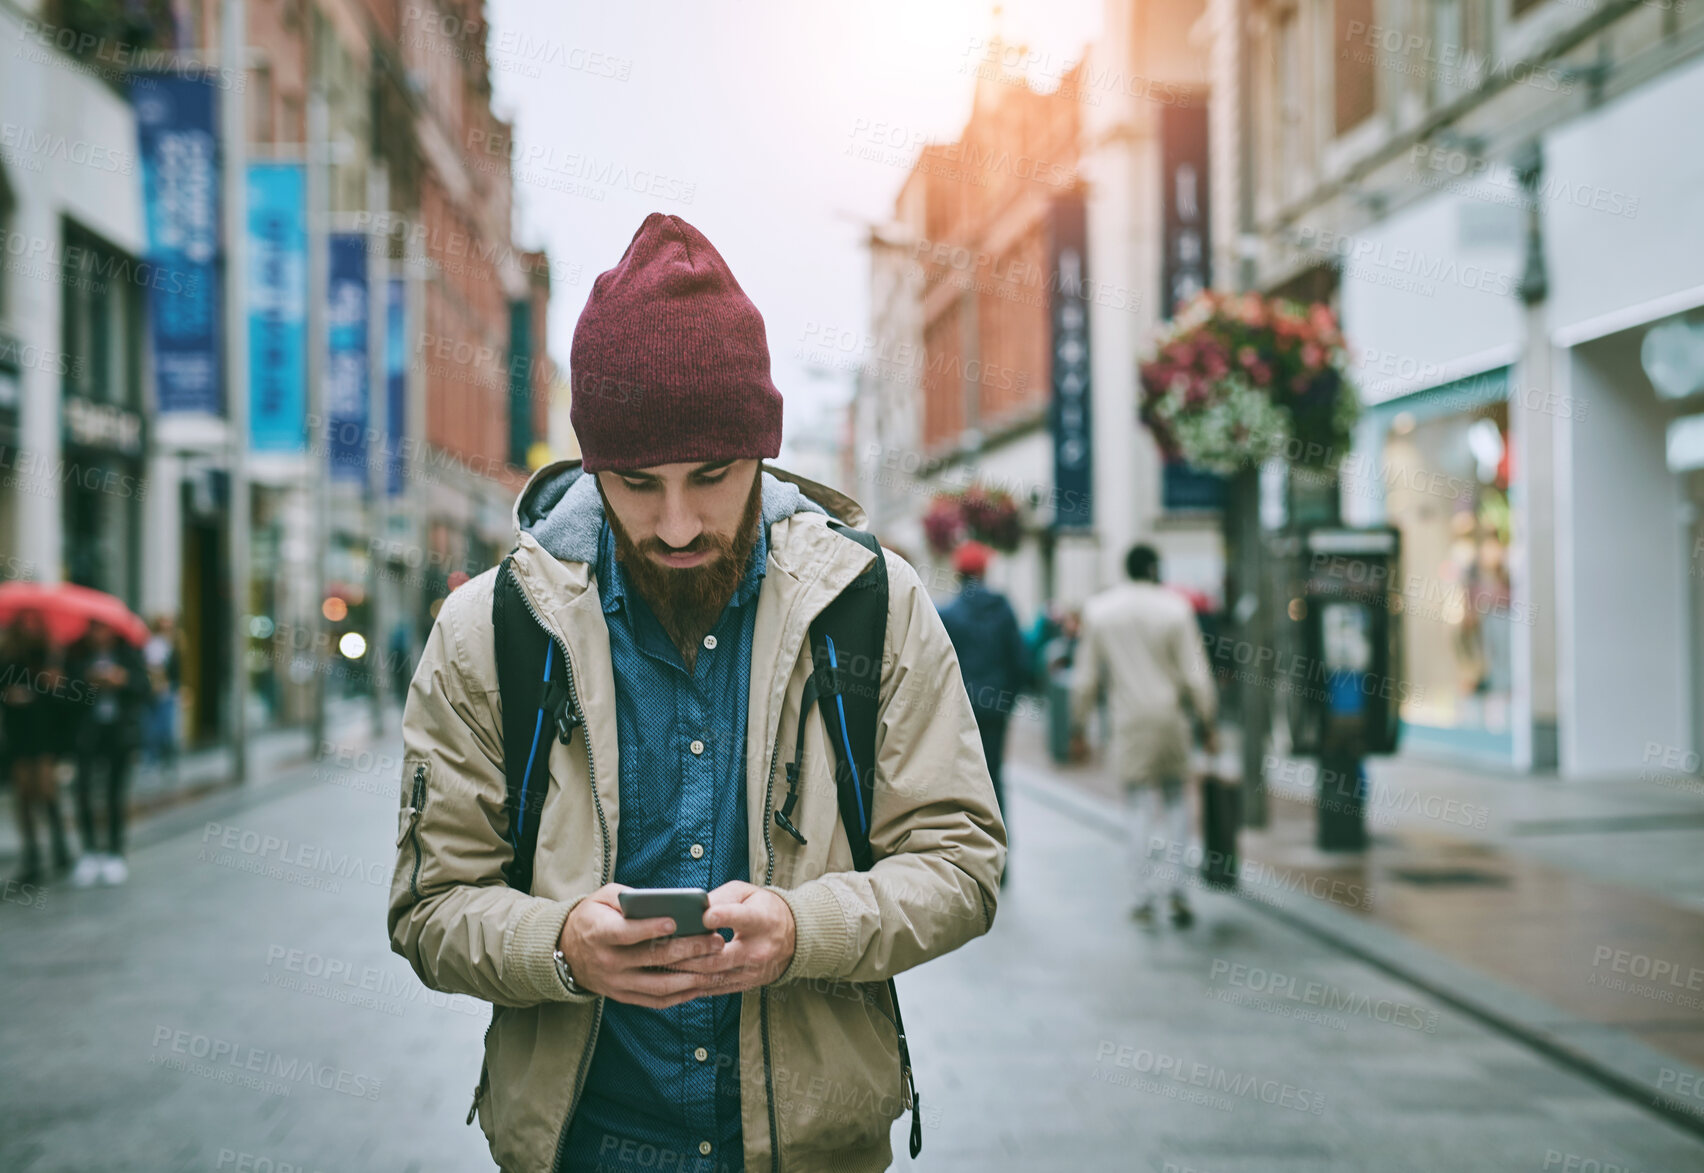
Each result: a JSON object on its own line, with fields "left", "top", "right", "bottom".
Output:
{"left": 0, "top": 581, "right": 150, "bottom": 647}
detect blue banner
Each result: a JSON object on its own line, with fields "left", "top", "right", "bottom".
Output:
{"left": 247, "top": 163, "right": 306, "bottom": 452}
{"left": 132, "top": 74, "right": 222, "bottom": 415}
{"left": 386, "top": 277, "right": 407, "bottom": 496}
{"left": 326, "top": 233, "right": 369, "bottom": 484}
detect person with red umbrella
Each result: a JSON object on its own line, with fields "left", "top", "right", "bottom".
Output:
{"left": 2, "top": 610, "right": 79, "bottom": 883}
{"left": 65, "top": 620, "right": 151, "bottom": 887}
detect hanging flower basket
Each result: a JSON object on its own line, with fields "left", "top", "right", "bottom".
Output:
{"left": 923, "top": 485, "right": 1023, "bottom": 556}
{"left": 923, "top": 495, "right": 966, "bottom": 557}
{"left": 1138, "top": 292, "right": 1360, "bottom": 476}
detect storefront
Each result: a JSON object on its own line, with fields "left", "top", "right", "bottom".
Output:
{"left": 1542, "top": 51, "right": 1704, "bottom": 777}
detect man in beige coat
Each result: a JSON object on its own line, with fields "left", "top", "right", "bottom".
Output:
{"left": 1068, "top": 544, "right": 1217, "bottom": 927}
{"left": 388, "top": 214, "right": 1005, "bottom": 1173}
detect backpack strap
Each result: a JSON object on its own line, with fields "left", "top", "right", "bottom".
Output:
{"left": 809, "top": 522, "right": 887, "bottom": 871}
{"left": 804, "top": 523, "right": 922, "bottom": 1159}
{"left": 492, "top": 555, "right": 581, "bottom": 895}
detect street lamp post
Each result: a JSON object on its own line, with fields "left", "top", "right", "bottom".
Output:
{"left": 306, "top": 87, "right": 329, "bottom": 755}
{"left": 220, "top": 0, "right": 250, "bottom": 783}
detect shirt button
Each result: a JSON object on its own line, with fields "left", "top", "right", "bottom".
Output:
{"left": 703, "top": 634, "right": 717, "bottom": 650}
{"left": 690, "top": 739, "right": 705, "bottom": 755}
{"left": 694, "top": 1046, "right": 709, "bottom": 1062}
{"left": 690, "top": 843, "right": 705, "bottom": 860}
{"left": 699, "top": 1141, "right": 712, "bottom": 1156}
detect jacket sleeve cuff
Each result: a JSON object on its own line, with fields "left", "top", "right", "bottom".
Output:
{"left": 504, "top": 894, "right": 598, "bottom": 1005}
{"left": 773, "top": 880, "right": 853, "bottom": 983}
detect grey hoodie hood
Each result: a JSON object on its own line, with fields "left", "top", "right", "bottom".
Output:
{"left": 513, "top": 460, "right": 865, "bottom": 565}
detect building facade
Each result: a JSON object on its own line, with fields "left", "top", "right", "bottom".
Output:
{"left": 1211, "top": 0, "right": 1704, "bottom": 777}
{"left": 857, "top": 6, "right": 1226, "bottom": 625}
{"left": 0, "top": 0, "right": 557, "bottom": 750}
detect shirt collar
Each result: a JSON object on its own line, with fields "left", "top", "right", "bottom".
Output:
{"left": 597, "top": 518, "right": 769, "bottom": 616}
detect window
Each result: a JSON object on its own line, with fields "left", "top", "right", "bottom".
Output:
{"left": 1431, "top": 0, "right": 1493, "bottom": 102}
{"left": 1335, "top": 0, "right": 1378, "bottom": 134}
{"left": 0, "top": 164, "right": 14, "bottom": 325}
{"left": 250, "top": 64, "right": 273, "bottom": 145}
{"left": 1277, "top": 8, "right": 1302, "bottom": 193}
{"left": 60, "top": 222, "right": 141, "bottom": 410}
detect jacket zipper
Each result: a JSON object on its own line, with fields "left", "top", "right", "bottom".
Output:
{"left": 760, "top": 697, "right": 787, "bottom": 1173}
{"left": 467, "top": 1010, "right": 497, "bottom": 1125}
{"left": 505, "top": 562, "right": 612, "bottom": 1173}
{"left": 407, "top": 763, "right": 427, "bottom": 900}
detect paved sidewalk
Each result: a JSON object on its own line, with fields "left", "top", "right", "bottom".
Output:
{"left": 6, "top": 728, "right": 1704, "bottom": 1170}
{"left": 1009, "top": 705, "right": 1704, "bottom": 1134}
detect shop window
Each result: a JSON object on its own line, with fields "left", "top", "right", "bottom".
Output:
{"left": 1334, "top": 0, "right": 1377, "bottom": 134}
{"left": 1381, "top": 399, "right": 1513, "bottom": 743}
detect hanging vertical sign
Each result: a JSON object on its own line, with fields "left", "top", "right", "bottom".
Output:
{"left": 1159, "top": 102, "right": 1211, "bottom": 320}
{"left": 247, "top": 162, "right": 307, "bottom": 452}
{"left": 385, "top": 277, "right": 407, "bottom": 497}
{"left": 1048, "top": 194, "right": 1093, "bottom": 528}
{"left": 1158, "top": 100, "right": 1225, "bottom": 511}
{"left": 326, "top": 233, "right": 369, "bottom": 484}
{"left": 131, "top": 73, "right": 221, "bottom": 415}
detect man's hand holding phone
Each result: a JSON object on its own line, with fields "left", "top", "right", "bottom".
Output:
{"left": 669, "top": 880, "right": 796, "bottom": 996}
{"left": 558, "top": 881, "right": 796, "bottom": 1009}
{"left": 557, "top": 884, "right": 728, "bottom": 1010}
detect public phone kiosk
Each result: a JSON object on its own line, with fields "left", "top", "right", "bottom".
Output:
{"left": 1292, "top": 526, "right": 1403, "bottom": 850}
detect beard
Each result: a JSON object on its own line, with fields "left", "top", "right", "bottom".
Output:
{"left": 602, "top": 470, "right": 764, "bottom": 665}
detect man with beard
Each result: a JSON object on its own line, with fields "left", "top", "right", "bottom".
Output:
{"left": 390, "top": 213, "right": 1006, "bottom": 1173}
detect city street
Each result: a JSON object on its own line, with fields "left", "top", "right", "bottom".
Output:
{"left": 5, "top": 731, "right": 1704, "bottom": 1173}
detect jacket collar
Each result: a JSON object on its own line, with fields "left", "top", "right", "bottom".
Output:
{"left": 511, "top": 458, "right": 866, "bottom": 564}
{"left": 503, "top": 459, "right": 877, "bottom": 655}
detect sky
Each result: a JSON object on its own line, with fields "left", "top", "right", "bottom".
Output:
{"left": 483, "top": 0, "right": 1103, "bottom": 459}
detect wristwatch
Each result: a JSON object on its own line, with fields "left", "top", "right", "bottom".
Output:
{"left": 553, "top": 948, "right": 585, "bottom": 996}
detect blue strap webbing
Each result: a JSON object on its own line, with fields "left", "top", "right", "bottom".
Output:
{"left": 825, "top": 635, "right": 867, "bottom": 839}
{"left": 513, "top": 641, "right": 554, "bottom": 851}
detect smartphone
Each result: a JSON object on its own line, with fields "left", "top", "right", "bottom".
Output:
{"left": 617, "top": 887, "right": 710, "bottom": 936}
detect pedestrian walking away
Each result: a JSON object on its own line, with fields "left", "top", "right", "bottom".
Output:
{"left": 1068, "top": 544, "right": 1218, "bottom": 929}
{"left": 936, "top": 540, "right": 1028, "bottom": 885}
{"left": 141, "top": 613, "right": 182, "bottom": 776}
{"left": 388, "top": 212, "right": 1006, "bottom": 1173}
{"left": 66, "top": 620, "right": 151, "bottom": 887}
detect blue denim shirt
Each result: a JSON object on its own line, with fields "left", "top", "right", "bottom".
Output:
{"left": 559, "top": 518, "right": 764, "bottom": 1173}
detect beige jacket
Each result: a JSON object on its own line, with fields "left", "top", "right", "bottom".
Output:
{"left": 1068, "top": 581, "right": 1217, "bottom": 788}
{"left": 388, "top": 461, "right": 1006, "bottom": 1173}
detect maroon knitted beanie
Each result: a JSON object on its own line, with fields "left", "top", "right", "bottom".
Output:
{"left": 570, "top": 213, "right": 783, "bottom": 472}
